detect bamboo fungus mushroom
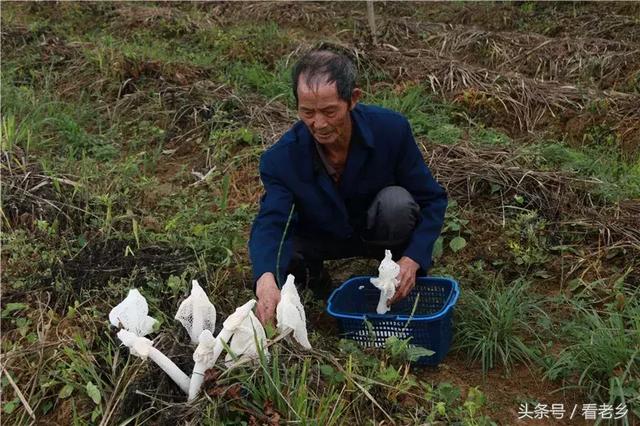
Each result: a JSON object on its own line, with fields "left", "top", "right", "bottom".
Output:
{"left": 224, "top": 310, "right": 268, "bottom": 367}
{"left": 370, "top": 250, "right": 400, "bottom": 314}
{"left": 276, "top": 274, "right": 311, "bottom": 350}
{"left": 109, "top": 289, "right": 158, "bottom": 337}
{"left": 117, "top": 330, "right": 190, "bottom": 394}
{"left": 175, "top": 280, "right": 217, "bottom": 345}
{"left": 188, "top": 299, "right": 256, "bottom": 401}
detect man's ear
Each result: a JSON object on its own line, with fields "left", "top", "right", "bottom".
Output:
{"left": 349, "top": 88, "right": 362, "bottom": 110}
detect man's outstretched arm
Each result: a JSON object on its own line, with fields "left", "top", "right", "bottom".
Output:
{"left": 249, "top": 154, "right": 296, "bottom": 324}
{"left": 391, "top": 118, "right": 448, "bottom": 302}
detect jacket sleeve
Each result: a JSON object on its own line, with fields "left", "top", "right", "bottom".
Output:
{"left": 248, "top": 153, "right": 297, "bottom": 290}
{"left": 395, "top": 119, "right": 448, "bottom": 272}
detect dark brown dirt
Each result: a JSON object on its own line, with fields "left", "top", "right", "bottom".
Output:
{"left": 56, "top": 239, "right": 194, "bottom": 292}
{"left": 421, "top": 356, "right": 590, "bottom": 425}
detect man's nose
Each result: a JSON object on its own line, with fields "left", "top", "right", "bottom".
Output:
{"left": 314, "top": 115, "right": 328, "bottom": 130}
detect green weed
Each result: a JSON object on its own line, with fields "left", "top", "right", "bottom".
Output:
{"left": 536, "top": 141, "right": 640, "bottom": 201}
{"left": 455, "top": 278, "right": 546, "bottom": 376}
{"left": 365, "top": 85, "right": 464, "bottom": 144}
{"left": 5, "top": 3, "right": 637, "bottom": 424}
{"left": 505, "top": 211, "right": 549, "bottom": 275}
{"left": 544, "top": 299, "right": 640, "bottom": 422}
{"left": 470, "top": 126, "right": 511, "bottom": 147}
{"left": 225, "top": 60, "right": 292, "bottom": 102}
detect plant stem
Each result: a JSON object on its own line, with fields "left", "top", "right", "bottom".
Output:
{"left": 276, "top": 202, "right": 295, "bottom": 288}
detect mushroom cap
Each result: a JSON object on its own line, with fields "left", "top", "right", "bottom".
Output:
{"left": 109, "top": 289, "right": 158, "bottom": 337}
{"left": 222, "top": 299, "right": 256, "bottom": 330}
{"left": 377, "top": 250, "right": 400, "bottom": 282}
{"left": 225, "top": 311, "right": 268, "bottom": 365}
{"left": 276, "top": 275, "right": 311, "bottom": 350}
{"left": 175, "top": 280, "right": 217, "bottom": 344}
{"left": 370, "top": 250, "right": 400, "bottom": 314}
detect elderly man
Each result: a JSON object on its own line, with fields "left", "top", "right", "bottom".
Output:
{"left": 249, "top": 48, "right": 447, "bottom": 325}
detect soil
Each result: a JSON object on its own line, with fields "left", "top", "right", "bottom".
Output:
{"left": 422, "top": 357, "right": 590, "bottom": 426}
{"left": 3, "top": 2, "right": 638, "bottom": 424}
{"left": 57, "top": 239, "right": 194, "bottom": 292}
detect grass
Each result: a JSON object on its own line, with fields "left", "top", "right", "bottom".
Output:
{"left": 535, "top": 141, "right": 640, "bottom": 201}
{"left": 544, "top": 298, "right": 640, "bottom": 423}
{"left": 365, "top": 85, "right": 465, "bottom": 144}
{"left": 2, "top": 2, "right": 639, "bottom": 424}
{"left": 454, "top": 278, "right": 546, "bottom": 376}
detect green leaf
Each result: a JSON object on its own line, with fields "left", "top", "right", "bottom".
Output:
{"left": 449, "top": 236, "right": 467, "bottom": 252}
{"left": 166, "top": 275, "right": 183, "bottom": 291}
{"left": 377, "top": 366, "right": 401, "bottom": 384}
{"left": 432, "top": 236, "right": 444, "bottom": 260}
{"left": 59, "top": 384, "right": 74, "bottom": 399}
{"left": 15, "top": 318, "right": 31, "bottom": 337}
{"left": 2, "top": 303, "right": 27, "bottom": 316}
{"left": 436, "top": 382, "right": 461, "bottom": 405}
{"left": 3, "top": 400, "right": 18, "bottom": 414}
{"left": 41, "top": 400, "right": 53, "bottom": 415}
{"left": 191, "top": 223, "right": 206, "bottom": 237}
{"left": 91, "top": 405, "right": 101, "bottom": 422}
{"left": 406, "top": 345, "right": 435, "bottom": 362}
{"left": 239, "top": 128, "right": 254, "bottom": 144}
{"left": 448, "top": 222, "right": 461, "bottom": 232}
{"left": 466, "top": 386, "right": 486, "bottom": 406}
{"left": 86, "top": 381, "right": 101, "bottom": 405}
{"left": 364, "top": 319, "right": 376, "bottom": 341}
{"left": 264, "top": 322, "right": 277, "bottom": 339}
{"left": 319, "top": 364, "right": 334, "bottom": 376}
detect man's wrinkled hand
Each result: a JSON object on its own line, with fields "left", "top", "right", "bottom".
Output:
{"left": 389, "top": 256, "right": 419, "bottom": 305}
{"left": 256, "top": 273, "right": 281, "bottom": 326}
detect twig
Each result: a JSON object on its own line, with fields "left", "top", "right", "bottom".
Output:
{"left": 320, "top": 353, "right": 395, "bottom": 424}
{"left": 2, "top": 367, "right": 36, "bottom": 421}
{"left": 366, "top": 1, "right": 377, "bottom": 45}
{"left": 190, "top": 166, "right": 217, "bottom": 187}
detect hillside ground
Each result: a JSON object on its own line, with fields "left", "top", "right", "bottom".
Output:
{"left": 2, "top": 2, "right": 639, "bottom": 425}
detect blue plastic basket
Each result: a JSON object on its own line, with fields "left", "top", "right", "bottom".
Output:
{"left": 326, "top": 276, "right": 460, "bottom": 366}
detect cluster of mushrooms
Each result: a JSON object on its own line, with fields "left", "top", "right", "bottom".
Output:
{"left": 109, "top": 253, "right": 398, "bottom": 401}
{"left": 109, "top": 274, "right": 310, "bottom": 401}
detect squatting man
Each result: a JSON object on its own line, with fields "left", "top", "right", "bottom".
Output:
{"left": 249, "top": 47, "right": 448, "bottom": 325}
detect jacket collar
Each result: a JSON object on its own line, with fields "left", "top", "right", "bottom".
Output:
{"left": 291, "top": 103, "right": 374, "bottom": 193}
{"left": 351, "top": 104, "right": 374, "bottom": 149}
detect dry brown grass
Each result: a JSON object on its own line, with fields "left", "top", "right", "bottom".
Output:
{"left": 426, "top": 142, "right": 640, "bottom": 251}
{"left": 371, "top": 47, "right": 640, "bottom": 141}
{"left": 1, "top": 150, "right": 87, "bottom": 230}
{"left": 406, "top": 27, "right": 640, "bottom": 91}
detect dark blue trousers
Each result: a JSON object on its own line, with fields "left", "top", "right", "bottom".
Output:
{"left": 287, "top": 186, "right": 422, "bottom": 299}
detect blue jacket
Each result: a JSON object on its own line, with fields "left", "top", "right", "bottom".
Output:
{"left": 249, "top": 104, "right": 447, "bottom": 285}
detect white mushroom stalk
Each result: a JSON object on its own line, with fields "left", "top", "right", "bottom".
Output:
{"left": 276, "top": 274, "right": 311, "bottom": 350}
{"left": 225, "top": 310, "right": 268, "bottom": 367}
{"left": 117, "top": 329, "right": 190, "bottom": 394}
{"left": 188, "top": 299, "right": 256, "bottom": 401}
{"left": 109, "top": 289, "right": 158, "bottom": 336}
{"left": 370, "top": 250, "right": 400, "bottom": 314}
{"left": 175, "top": 280, "right": 217, "bottom": 344}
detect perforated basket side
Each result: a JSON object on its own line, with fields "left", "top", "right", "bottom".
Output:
{"left": 328, "top": 276, "right": 459, "bottom": 365}
{"left": 328, "top": 276, "right": 457, "bottom": 320}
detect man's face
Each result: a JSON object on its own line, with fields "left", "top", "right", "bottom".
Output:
{"left": 296, "top": 76, "right": 359, "bottom": 147}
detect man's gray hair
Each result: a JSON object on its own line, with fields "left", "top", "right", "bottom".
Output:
{"left": 291, "top": 48, "right": 358, "bottom": 105}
